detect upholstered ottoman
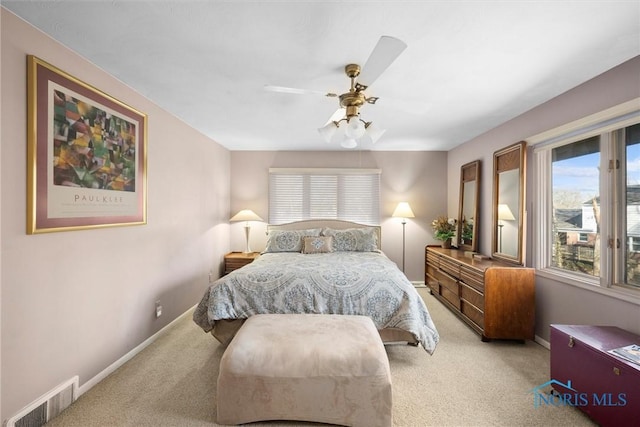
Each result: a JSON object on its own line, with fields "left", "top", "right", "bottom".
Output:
{"left": 216, "top": 314, "right": 392, "bottom": 427}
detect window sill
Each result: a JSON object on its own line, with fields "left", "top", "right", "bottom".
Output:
{"left": 536, "top": 267, "right": 640, "bottom": 306}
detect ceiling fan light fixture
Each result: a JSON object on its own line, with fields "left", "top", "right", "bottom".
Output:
{"left": 341, "top": 138, "right": 358, "bottom": 149}
{"left": 266, "top": 35, "right": 407, "bottom": 150}
{"left": 318, "top": 122, "right": 338, "bottom": 143}
{"left": 345, "top": 116, "right": 366, "bottom": 139}
{"left": 330, "top": 122, "right": 348, "bottom": 145}
{"left": 365, "top": 122, "right": 386, "bottom": 144}
{"left": 319, "top": 115, "right": 385, "bottom": 148}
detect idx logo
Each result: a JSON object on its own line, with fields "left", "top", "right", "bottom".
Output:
{"left": 536, "top": 392, "right": 627, "bottom": 407}
{"left": 530, "top": 380, "right": 629, "bottom": 409}
{"left": 538, "top": 392, "right": 589, "bottom": 407}
{"left": 592, "top": 393, "right": 627, "bottom": 407}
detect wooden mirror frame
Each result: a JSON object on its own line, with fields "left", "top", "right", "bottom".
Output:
{"left": 457, "top": 160, "right": 480, "bottom": 252}
{"left": 492, "top": 141, "right": 526, "bottom": 265}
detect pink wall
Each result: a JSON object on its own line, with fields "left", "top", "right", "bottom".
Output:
{"left": 230, "top": 151, "right": 448, "bottom": 281}
{"left": 447, "top": 56, "right": 640, "bottom": 340}
{"left": 1, "top": 8, "right": 230, "bottom": 421}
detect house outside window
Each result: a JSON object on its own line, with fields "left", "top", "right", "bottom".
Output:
{"left": 629, "top": 237, "right": 640, "bottom": 253}
{"left": 533, "top": 112, "right": 640, "bottom": 298}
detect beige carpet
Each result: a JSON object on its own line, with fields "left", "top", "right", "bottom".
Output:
{"left": 46, "top": 289, "right": 595, "bottom": 426}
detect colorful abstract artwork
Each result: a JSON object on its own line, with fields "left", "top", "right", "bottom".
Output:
{"left": 53, "top": 90, "right": 137, "bottom": 191}
{"left": 27, "top": 56, "right": 147, "bottom": 234}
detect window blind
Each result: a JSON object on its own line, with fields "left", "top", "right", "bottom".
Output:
{"left": 269, "top": 168, "right": 381, "bottom": 225}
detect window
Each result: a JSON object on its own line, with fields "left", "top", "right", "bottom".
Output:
{"left": 534, "top": 111, "right": 640, "bottom": 297}
{"left": 550, "top": 135, "right": 600, "bottom": 276}
{"left": 622, "top": 123, "right": 640, "bottom": 287}
{"left": 268, "top": 168, "right": 381, "bottom": 225}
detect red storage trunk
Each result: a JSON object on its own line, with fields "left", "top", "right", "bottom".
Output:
{"left": 550, "top": 325, "right": 640, "bottom": 427}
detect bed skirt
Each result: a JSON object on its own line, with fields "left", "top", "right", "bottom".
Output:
{"left": 210, "top": 317, "right": 419, "bottom": 346}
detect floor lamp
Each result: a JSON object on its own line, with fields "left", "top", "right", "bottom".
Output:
{"left": 392, "top": 202, "right": 415, "bottom": 272}
{"left": 497, "top": 204, "right": 515, "bottom": 253}
{"left": 230, "top": 209, "right": 263, "bottom": 253}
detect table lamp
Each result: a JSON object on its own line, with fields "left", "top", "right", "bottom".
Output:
{"left": 230, "top": 209, "right": 263, "bottom": 253}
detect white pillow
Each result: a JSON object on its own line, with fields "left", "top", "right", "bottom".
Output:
{"left": 322, "top": 228, "right": 378, "bottom": 252}
{"left": 263, "top": 228, "right": 322, "bottom": 253}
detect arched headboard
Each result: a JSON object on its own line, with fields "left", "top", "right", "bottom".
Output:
{"left": 267, "top": 219, "right": 381, "bottom": 249}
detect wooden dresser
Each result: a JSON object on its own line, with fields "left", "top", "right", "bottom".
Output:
{"left": 425, "top": 245, "right": 535, "bottom": 341}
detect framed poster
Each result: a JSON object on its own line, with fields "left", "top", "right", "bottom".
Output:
{"left": 27, "top": 55, "right": 147, "bottom": 234}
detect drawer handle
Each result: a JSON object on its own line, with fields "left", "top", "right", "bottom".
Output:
{"left": 568, "top": 336, "right": 575, "bottom": 348}
{"left": 613, "top": 367, "right": 620, "bottom": 376}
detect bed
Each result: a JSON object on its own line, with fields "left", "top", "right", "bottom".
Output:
{"left": 193, "top": 219, "right": 440, "bottom": 354}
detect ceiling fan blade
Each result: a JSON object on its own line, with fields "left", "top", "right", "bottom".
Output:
{"left": 357, "top": 36, "right": 407, "bottom": 89}
{"left": 264, "top": 85, "right": 336, "bottom": 97}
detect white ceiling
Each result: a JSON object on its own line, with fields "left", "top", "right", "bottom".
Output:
{"left": 4, "top": 1, "right": 640, "bottom": 151}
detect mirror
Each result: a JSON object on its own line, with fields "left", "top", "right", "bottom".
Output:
{"left": 492, "top": 141, "right": 526, "bottom": 265}
{"left": 457, "top": 160, "right": 480, "bottom": 252}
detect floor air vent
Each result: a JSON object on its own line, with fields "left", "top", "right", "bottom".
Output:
{"left": 13, "top": 402, "right": 46, "bottom": 427}
{"left": 5, "top": 377, "right": 78, "bottom": 427}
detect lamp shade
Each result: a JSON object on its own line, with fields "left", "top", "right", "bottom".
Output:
{"left": 365, "top": 122, "right": 386, "bottom": 144}
{"left": 330, "top": 122, "right": 347, "bottom": 145}
{"left": 345, "top": 116, "right": 366, "bottom": 139}
{"left": 392, "top": 202, "right": 415, "bottom": 219}
{"left": 340, "top": 138, "right": 358, "bottom": 149}
{"left": 497, "top": 204, "right": 515, "bottom": 221}
{"left": 318, "top": 122, "right": 337, "bottom": 143}
{"left": 230, "top": 209, "right": 263, "bottom": 222}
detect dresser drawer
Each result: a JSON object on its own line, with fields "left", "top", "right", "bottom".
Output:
{"left": 426, "top": 250, "right": 440, "bottom": 268}
{"left": 460, "top": 282, "right": 484, "bottom": 311}
{"left": 461, "top": 300, "right": 484, "bottom": 328}
{"left": 226, "top": 259, "right": 251, "bottom": 269}
{"left": 440, "top": 257, "right": 460, "bottom": 278}
{"left": 426, "top": 265, "right": 439, "bottom": 278}
{"left": 440, "top": 285, "right": 460, "bottom": 309}
{"left": 460, "top": 264, "right": 484, "bottom": 292}
{"left": 224, "top": 252, "right": 259, "bottom": 274}
{"left": 434, "top": 269, "right": 458, "bottom": 295}
{"left": 425, "top": 265, "right": 439, "bottom": 291}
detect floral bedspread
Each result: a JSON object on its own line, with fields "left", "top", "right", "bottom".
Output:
{"left": 193, "top": 251, "right": 439, "bottom": 354}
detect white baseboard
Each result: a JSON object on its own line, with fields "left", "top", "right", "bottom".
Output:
{"left": 78, "top": 305, "right": 196, "bottom": 396}
{"left": 535, "top": 334, "right": 550, "bottom": 350}
{"left": 412, "top": 281, "right": 426, "bottom": 288}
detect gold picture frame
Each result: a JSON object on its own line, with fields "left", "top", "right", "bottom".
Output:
{"left": 27, "top": 55, "right": 147, "bottom": 234}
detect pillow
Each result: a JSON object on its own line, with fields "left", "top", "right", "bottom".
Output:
{"left": 263, "top": 228, "right": 322, "bottom": 253}
{"left": 302, "top": 236, "right": 334, "bottom": 254}
{"left": 322, "top": 227, "right": 378, "bottom": 252}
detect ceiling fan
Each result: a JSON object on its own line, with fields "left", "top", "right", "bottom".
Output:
{"left": 265, "top": 36, "right": 407, "bottom": 148}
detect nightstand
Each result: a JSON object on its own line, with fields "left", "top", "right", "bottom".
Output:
{"left": 224, "top": 252, "right": 260, "bottom": 275}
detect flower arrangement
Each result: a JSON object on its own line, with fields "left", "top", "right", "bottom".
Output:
{"left": 431, "top": 216, "right": 457, "bottom": 241}
{"left": 461, "top": 217, "right": 474, "bottom": 242}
